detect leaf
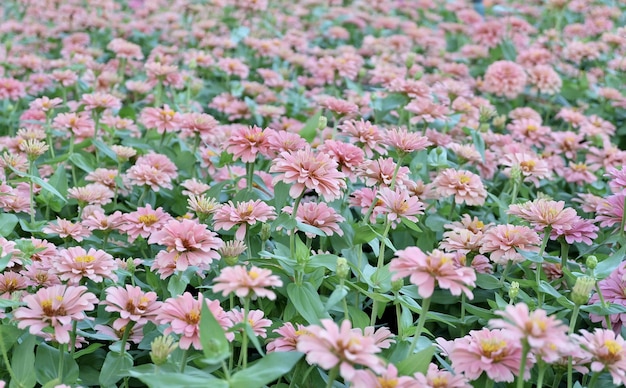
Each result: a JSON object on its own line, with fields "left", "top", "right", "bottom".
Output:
{"left": 35, "top": 342, "right": 79, "bottom": 386}
{"left": 199, "top": 300, "right": 230, "bottom": 364}
{"left": 299, "top": 110, "right": 322, "bottom": 142}
{"left": 400, "top": 217, "right": 422, "bottom": 233}
{"left": 272, "top": 181, "right": 291, "bottom": 210}
{"left": 99, "top": 351, "right": 133, "bottom": 387}
{"left": 352, "top": 224, "right": 378, "bottom": 245}
{"left": 0, "top": 213, "right": 18, "bottom": 237}
{"left": 295, "top": 220, "right": 325, "bottom": 236}
{"left": 286, "top": 283, "right": 329, "bottom": 324}
{"left": 395, "top": 345, "right": 435, "bottom": 375}
{"left": 581, "top": 303, "right": 626, "bottom": 315}
{"left": 73, "top": 343, "right": 104, "bottom": 360}
{"left": 229, "top": 352, "right": 303, "bottom": 388}
{"left": 32, "top": 176, "right": 67, "bottom": 204}
{"left": 0, "top": 325, "right": 21, "bottom": 354}
{"left": 464, "top": 127, "right": 486, "bottom": 162}
{"left": 127, "top": 370, "right": 228, "bottom": 388}
{"left": 595, "top": 247, "right": 626, "bottom": 280}
{"left": 92, "top": 139, "right": 119, "bottom": 162}
{"left": 69, "top": 153, "right": 95, "bottom": 173}
{"left": 475, "top": 273, "right": 501, "bottom": 290}
{"left": 324, "top": 285, "right": 348, "bottom": 311}
{"left": 10, "top": 333, "right": 36, "bottom": 388}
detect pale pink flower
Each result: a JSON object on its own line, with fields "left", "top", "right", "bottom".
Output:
{"left": 119, "top": 204, "right": 172, "bottom": 242}
{"left": 157, "top": 292, "right": 231, "bottom": 350}
{"left": 350, "top": 364, "right": 417, "bottom": 388}
{"left": 81, "top": 92, "right": 122, "bottom": 111}
{"left": 213, "top": 265, "right": 282, "bottom": 300}
{"left": 508, "top": 199, "right": 579, "bottom": 235}
{"left": 589, "top": 262, "right": 626, "bottom": 330}
{"left": 53, "top": 246, "right": 118, "bottom": 284}
{"left": 527, "top": 65, "right": 562, "bottom": 95}
{"left": 433, "top": 168, "right": 487, "bottom": 206}
{"left": 553, "top": 216, "right": 598, "bottom": 244}
{"left": 67, "top": 183, "right": 114, "bottom": 206}
{"left": 139, "top": 105, "right": 183, "bottom": 134}
{"left": 0, "top": 272, "right": 27, "bottom": 299}
{"left": 349, "top": 187, "right": 384, "bottom": 223}
{"left": 43, "top": 218, "right": 91, "bottom": 242}
{"left": 490, "top": 303, "right": 571, "bottom": 363}
{"left": 226, "top": 308, "right": 272, "bottom": 337}
{"left": 30, "top": 96, "right": 63, "bottom": 112}
{"left": 482, "top": 60, "right": 527, "bottom": 99}
{"left": 318, "top": 139, "right": 365, "bottom": 182}
{"left": 375, "top": 187, "right": 425, "bottom": 228}
{"left": 437, "top": 328, "right": 528, "bottom": 382}
{"left": 213, "top": 200, "right": 276, "bottom": 240}
{"left": 266, "top": 322, "right": 308, "bottom": 353}
{"left": 479, "top": 224, "right": 540, "bottom": 264}
{"left": 104, "top": 285, "right": 162, "bottom": 327}
{"left": 22, "top": 262, "right": 62, "bottom": 288}
{"left": 339, "top": 119, "right": 386, "bottom": 157}
{"left": 270, "top": 147, "right": 347, "bottom": 201}
{"left": 297, "top": 319, "right": 385, "bottom": 380}
{"left": 383, "top": 127, "right": 432, "bottom": 154}
{"left": 564, "top": 162, "right": 598, "bottom": 185}
{"left": 127, "top": 153, "right": 178, "bottom": 191}
{"left": 502, "top": 152, "right": 552, "bottom": 186}
{"left": 181, "top": 112, "right": 218, "bottom": 138}
{"left": 606, "top": 167, "right": 626, "bottom": 194}
{"left": 575, "top": 329, "right": 626, "bottom": 385}
{"left": 149, "top": 219, "right": 223, "bottom": 279}
{"left": 226, "top": 125, "right": 271, "bottom": 163}
{"left": 181, "top": 178, "right": 211, "bottom": 196}
{"left": 282, "top": 201, "right": 345, "bottom": 237}
{"left": 265, "top": 130, "right": 307, "bottom": 155}
{"left": 596, "top": 194, "right": 626, "bottom": 229}
{"left": 390, "top": 247, "right": 476, "bottom": 299}
{"left": 82, "top": 209, "right": 125, "bottom": 231}
{"left": 217, "top": 58, "right": 249, "bottom": 79}
{"left": 318, "top": 97, "right": 359, "bottom": 116}
{"left": 413, "top": 363, "right": 472, "bottom": 388}
{"left": 360, "top": 157, "right": 409, "bottom": 188}
{"left": 95, "top": 322, "right": 145, "bottom": 348}
{"left": 13, "top": 285, "right": 98, "bottom": 344}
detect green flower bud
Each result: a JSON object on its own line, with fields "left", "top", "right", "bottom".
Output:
{"left": 405, "top": 53, "right": 416, "bottom": 69}
{"left": 509, "top": 281, "right": 520, "bottom": 301}
{"left": 260, "top": 223, "right": 272, "bottom": 242}
{"left": 586, "top": 255, "right": 598, "bottom": 270}
{"left": 478, "top": 106, "right": 497, "bottom": 124}
{"left": 571, "top": 276, "right": 595, "bottom": 305}
{"left": 150, "top": 335, "right": 178, "bottom": 365}
{"left": 125, "top": 258, "right": 137, "bottom": 274}
{"left": 317, "top": 116, "right": 328, "bottom": 130}
{"left": 509, "top": 165, "right": 522, "bottom": 181}
{"left": 391, "top": 279, "right": 404, "bottom": 293}
{"left": 336, "top": 257, "right": 349, "bottom": 279}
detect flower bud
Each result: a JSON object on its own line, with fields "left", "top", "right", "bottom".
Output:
{"left": 492, "top": 114, "right": 507, "bottom": 129}
{"left": 509, "top": 281, "right": 520, "bottom": 301}
{"left": 571, "top": 276, "right": 595, "bottom": 305}
{"left": 478, "top": 106, "right": 497, "bottom": 124}
{"left": 150, "top": 335, "right": 178, "bottom": 365}
{"left": 219, "top": 240, "right": 247, "bottom": 266}
{"left": 317, "top": 116, "right": 328, "bottom": 130}
{"left": 391, "top": 279, "right": 404, "bottom": 293}
{"left": 510, "top": 165, "right": 522, "bottom": 181}
{"left": 586, "top": 255, "right": 598, "bottom": 270}
{"left": 405, "top": 53, "right": 416, "bottom": 69}
{"left": 260, "top": 223, "right": 272, "bottom": 242}
{"left": 125, "top": 258, "right": 137, "bottom": 274}
{"left": 336, "top": 257, "right": 349, "bottom": 279}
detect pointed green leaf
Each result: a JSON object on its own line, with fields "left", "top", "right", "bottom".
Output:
{"left": 229, "top": 352, "right": 303, "bottom": 388}
{"left": 199, "top": 299, "right": 230, "bottom": 364}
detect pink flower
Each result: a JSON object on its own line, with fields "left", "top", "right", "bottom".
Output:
{"left": 433, "top": 168, "right": 487, "bottom": 206}
{"left": 479, "top": 224, "right": 541, "bottom": 264}
{"left": 390, "top": 247, "right": 476, "bottom": 299}
{"left": 43, "top": 218, "right": 91, "bottom": 242}
{"left": 213, "top": 265, "right": 282, "bottom": 300}
{"left": 490, "top": 303, "right": 571, "bottom": 363}
{"left": 81, "top": 92, "right": 122, "bottom": 111}
{"left": 339, "top": 119, "right": 386, "bottom": 157}
{"left": 501, "top": 152, "right": 552, "bottom": 187}
{"left": 413, "top": 363, "right": 472, "bottom": 388}
{"left": 318, "top": 139, "right": 365, "bottom": 182}
{"left": 270, "top": 147, "right": 347, "bottom": 201}
{"left": 383, "top": 127, "right": 432, "bottom": 154}
{"left": 157, "top": 292, "right": 231, "bottom": 350}
{"left": 104, "top": 285, "right": 162, "bottom": 327}
{"left": 575, "top": 329, "right": 626, "bottom": 385}
{"left": 375, "top": 187, "right": 425, "bottom": 228}
{"left": 297, "top": 319, "right": 385, "bottom": 380}
{"left": 437, "top": 328, "right": 528, "bottom": 382}
{"left": 589, "top": 262, "right": 626, "bottom": 330}
{"left": 606, "top": 167, "right": 626, "bottom": 194}
{"left": 226, "top": 308, "right": 272, "bottom": 337}
{"left": 226, "top": 125, "right": 271, "bottom": 163}
{"left": 149, "top": 219, "right": 223, "bottom": 279}
{"left": 482, "top": 60, "right": 527, "bottom": 99}
{"left": 267, "top": 322, "right": 308, "bottom": 353}
{"left": 552, "top": 216, "right": 598, "bottom": 244}
{"left": 127, "top": 153, "right": 178, "bottom": 191}
{"left": 213, "top": 200, "right": 276, "bottom": 240}
{"left": 350, "top": 364, "right": 417, "bottom": 388}
{"left": 13, "top": 285, "right": 98, "bottom": 344}
{"left": 282, "top": 201, "right": 345, "bottom": 237}
{"left": 139, "top": 105, "right": 183, "bottom": 133}
{"left": 596, "top": 193, "right": 626, "bottom": 229}
{"left": 0, "top": 272, "right": 27, "bottom": 299}
{"left": 360, "top": 157, "right": 409, "bottom": 188}
{"left": 53, "top": 246, "right": 118, "bottom": 284}
{"left": 118, "top": 204, "right": 172, "bottom": 242}
{"left": 508, "top": 199, "right": 579, "bottom": 235}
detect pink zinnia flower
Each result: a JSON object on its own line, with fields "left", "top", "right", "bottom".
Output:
{"left": 360, "top": 157, "right": 409, "bottom": 188}
{"left": 118, "top": 204, "right": 172, "bottom": 242}
{"left": 127, "top": 153, "right": 178, "bottom": 191}
{"left": 104, "top": 285, "right": 162, "bottom": 327}
{"left": 552, "top": 216, "right": 598, "bottom": 244}
{"left": 149, "top": 219, "right": 223, "bottom": 279}
{"left": 482, "top": 60, "right": 527, "bottom": 99}
{"left": 213, "top": 200, "right": 276, "bottom": 240}
{"left": 0, "top": 272, "right": 27, "bottom": 299}
{"left": 606, "top": 167, "right": 626, "bottom": 194}
{"left": 575, "top": 329, "right": 626, "bottom": 385}
{"left": 297, "top": 319, "right": 385, "bottom": 380}
{"left": 226, "top": 125, "right": 271, "bottom": 163}
{"left": 339, "top": 119, "right": 386, "bottom": 157}
{"left": 157, "top": 292, "right": 231, "bottom": 350}
{"left": 596, "top": 193, "right": 626, "bottom": 229}
{"left": 350, "top": 364, "right": 417, "bottom": 388}
{"left": 53, "top": 246, "right": 118, "bottom": 284}
{"left": 267, "top": 322, "right": 308, "bottom": 353}
{"left": 282, "top": 201, "right": 345, "bottom": 237}
{"left": 13, "top": 285, "right": 98, "bottom": 344}
{"left": 383, "top": 127, "right": 432, "bottom": 154}
{"left": 81, "top": 92, "right": 122, "bottom": 112}
{"left": 270, "top": 147, "right": 347, "bottom": 201}
{"left": 433, "top": 168, "right": 487, "bottom": 206}
{"left": 413, "top": 363, "right": 472, "bottom": 388}
{"left": 479, "top": 224, "right": 541, "bottom": 264}
{"left": 375, "top": 187, "right": 425, "bottom": 229}
{"left": 318, "top": 139, "right": 365, "bottom": 182}
{"left": 390, "top": 247, "right": 476, "bottom": 299}
{"left": 213, "top": 265, "right": 282, "bottom": 300}
{"left": 139, "top": 105, "right": 183, "bottom": 133}
{"left": 589, "top": 262, "right": 626, "bottom": 330}
{"left": 490, "top": 303, "right": 571, "bottom": 363}
{"left": 43, "top": 218, "right": 91, "bottom": 242}
{"left": 437, "top": 328, "right": 528, "bottom": 382}
{"left": 226, "top": 308, "right": 272, "bottom": 337}
{"left": 501, "top": 152, "right": 552, "bottom": 187}
{"left": 508, "top": 199, "right": 579, "bottom": 235}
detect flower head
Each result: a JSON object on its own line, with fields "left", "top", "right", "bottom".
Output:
{"left": 433, "top": 168, "right": 487, "bottom": 206}
{"left": 53, "top": 246, "right": 118, "bottom": 284}
{"left": 213, "top": 200, "right": 276, "bottom": 240}
{"left": 213, "top": 265, "right": 282, "bottom": 300}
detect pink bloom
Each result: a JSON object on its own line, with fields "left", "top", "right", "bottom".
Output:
{"left": 438, "top": 328, "right": 528, "bottom": 382}
{"left": 490, "top": 303, "right": 571, "bottom": 363}
{"left": 149, "top": 219, "right": 223, "bottom": 279}
{"left": 266, "top": 322, "right": 308, "bottom": 353}
{"left": 67, "top": 183, "right": 114, "bottom": 206}
{"left": 13, "top": 285, "right": 98, "bottom": 344}
{"left": 508, "top": 199, "right": 579, "bottom": 235}
{"left": 390, "top": 247, "right": 476, "bottom": 299}
{"left": 282, "top": 201, "right": 345, "bottom": 237}
{"left": 482, "top": 60, "right": 527, "bottom": 99}
{"left": 318, "top": 139, "right": 365, "bottom": 182}
{"left": 360, "top": 157, "right": 409, "bottom": 188}
{"left": 479, "top": 224, "right": 541, "bottom": 264}
{"left": 413, "top": 363, "right": 472, "bottom": 388}
{"left": 95, "top": 322, "right": 145, "bottom": 348}
{"left": 81, "top": 92, "right": 122, "bottom": 111}
{"left": 527, "top": 65, "right": 562, "bottom": 95}
{"left": 383, "top": 127, "right": 432, "bottom": 154}
{"left": 501, "top": 152, "right": 552, "bottom": 187}
{"left": 375, "top": 187, "right": 425, "bottom": 228}
{"left": 157, "top": 292, "right": 231, "bottom": 350}
{"left": 53, "top": 246, "right": 118, "bottom": 284}
{"left": 213, "top": 265, "right": 282, "bottom": 300}
{"left": 297, "top": 319, "right": 385, "bottom": 380}
{"left": 349, "top": 187, "right": 384, "bottom": 223}
{"left": 43, "top": 218, "right": 91, "bottom": 242}
{"left": 589, "top": 262, "right": 626, "bottom": 330}
{"left": 118, "top": 204, "right": 172, "bottom": 242}
{"left": 596, "top": 194, "right": 626, "bottom": 229}
{"left": 433, "top": 168, "right": 487, "bottom": 206}
{"left": 318, "top": 97, "right": 359, "bottom": 116}
{"left": 606, "top": 167, "right": 626, "bottom": 194}
{"left": 575, "top": 329, "right": 626, "bottom": 385}
{"left": 339, "top": 119, "right": 386, "bottom": 157}
{"left": 552, "top": 216, "right": 598, "bottom": 244}
{"left": 226, "top": 125, "right": 271, "bottom": 163}
{"left": 266, "top": 130, "right": 307, "bottom": 155}
{"left": 127, "top": 153, "right": 178, "bottom": 191}
{"left": 226, "top": 308, "right": 272, "bottom": 338}
{"left": 0, "top": 272, "right": 27, "bottom": 299}
{"left": 104, "top": 285, "right": 162, "bottom": 327}
{"left": 140, "top": 105, "right": 183, "bottom": 133}
{"left": 350, "top": 364, "right": 417, "bottom": 388}
{"left": 213, "top": 200, "right": 276, "bottom": 240}
{"left": 270, "top": 147, "right": 347, "bottom": 201}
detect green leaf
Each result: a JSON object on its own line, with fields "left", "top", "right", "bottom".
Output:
{"left": 35, "top": 343, "right": 79, "bottom": 386}
{"left": 11, "top": 334, "right": 37, "bottom": 388}
{"left": 296, "top": 221, "right": 325, "bottom": 236}
{"left": 287, "top": 283, "right": 329, "bottom": 324}
{"left": 0, "top": 325, "right": 21, "bottom": 354}
{"left": 199, "top": 299, "right": 230, "bottom": 364}
{"left": 99, "top": 351, "right": 133, "bottom": 387}
{"left": 272, "top": 181, "right": 291, "bottom": 210}
{"left": 299, "top": 111, "right": 322, "bottom": 142}
{"left": 0, "top": 213, "right": 18, "bottom": 237}
{"left": 475, "top": 273, "right": 501, "bottom": 290}
{"left": 69, "top": 153, "right": 95, "bottom": 173}
{"left": 595, "top": 247, "right": 626, "bottom": 279}
{"left": 400, "top": 217, "right": 422, "bottom": 233}
{"left": 396, "top": 345, "right": 434, "bottom": 375}
{"left": 581, "top": 302, "right": 626, "bottom": 315}
{"left": 73, "top": 343, "right": 104, "bottom": 360}
{"left": 352, "top": 224, "right": 378, "bottom": 245}
{"left": 324, "top": 285, "right": 348, "bottom": 311}
{"left": 464, "top": 127, "right": 486, "bottom": 162}
{"left": 229, "top": 352, "right": 303, "bottom": 388}
{"left": 128, "top": 370, "right": 228, "bottom": 388}
{"left": 92, "top": 139, "right": 119, "bottom": 162}
{"left": 32, "top": 176, "right": 67, "bottom": 204}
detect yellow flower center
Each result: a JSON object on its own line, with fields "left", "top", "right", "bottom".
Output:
{"left": 526, "top": 124, "right": 537, "bottom": 132}
{"left": 377, "top": 378, "right": 398, "bottom": 388}
{"left": 520, "top": 160, "right": 536, "bottom": 171}
{"left": 459, "top": 175, "right": 471, "bottom": 184}
{"left": 480, "top": 338, "right": 507, "bottom": 361}
{"left": 248, "top": 270, "right": 259, "bottom": 280}
{"left": 75, "top": 255, "right": 96, "bottom": 264}
{"left": 605, "top": 339, "right": 622, "bottom": 357}
{"left": 138, "top": 214, "right": 159, "bottom": 226}
{"left": 432, "top": 376, "right": 449, "bottom": 388}
{"left": 185, "top": 309, "right": 200, "bottom": 325}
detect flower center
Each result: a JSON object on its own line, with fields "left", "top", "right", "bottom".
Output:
{"left": 480, "top": 338, "right": 507, "bottom": 361}
{"left": 604, "top": 339, "right": 623, "bottom": 361}
{"left": 520, "top": 160, "right": 536, "bottom": 171}
{"left": 432, "top": 376, "right": 449, "bottom": 388}
{"left": 459, "top": 175, "right": 470, "bottom": 184}
{"left": 75, "top": 255, "right": 96, "bottom": 264}
{"left": 248, "top": 270, "right": 259, "bottom": 280}
{"left": 138, "top": 214, "right": 159, "bottom": 226}
{"left": 185, "top": 309, "right": 200, "bottom": 325}
{"left": 377, "top": 378, "right": 398, "bottom": 388}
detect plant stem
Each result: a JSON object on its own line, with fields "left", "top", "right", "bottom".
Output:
{"left": 536, "top": 360, "right": 546, "bottom": 388}
{"left": 536, "top": 228, "right": 551, "bottom": 308}
{"left": 325, "top": 366, "right": 339, "bottom": 388}
{"left": 29, "top": 160, "right": 35, "bottom": 223}
{"left": 560, "top": 238, "right": 570, "bottom": 269}
{"left": 517, "top": 341, "right": 529, "bottom": 388}
{"left": 395, "top": 296, "right": 403, "bottom": 339}
{"left": 69, "top": 320, "right": 78, "bottom": 356}
{"left": 58, "top": 343, "right": 67, "bottom": 382}
{"left": 370, "top": 221, "right": 391, "bottom": 325}
{"left": 246, "top": 224, "right": 252, "bottom": 262}
{"left": 238, "top": 297, "right": 250, "bottom": 368}
{"left": 407, "top": 297, "right": 431, "bottom": 355}
{"left": 246, "top": 162, "right": 254, "bottom": 192}
{"left": 289, "top": 193, "right": 303, "bottom": 260}
{"left": 179, "top": 347, "right": 188, "bottom": 373}
{"left": 120, "top": 321, "right": 136, "bottom": 357}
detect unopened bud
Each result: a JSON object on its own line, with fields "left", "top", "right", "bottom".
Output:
{"left": 509, "top": 281, "right": 520, "bottom": 301}
{"left": 260, "top": 223, "right": 271, "bottom": 242}
{"left": 586, "top": 255, "right": 598, "bottom": 270}
{"left": 510, "top": 165, "right": 522, "bottom": 181}
{"left": 492, "top": 114, "right": 507, "bottom": 129}
{"left": 150, "top": 335, "right": 178, "bottom": 365}
{"left": 317, "top": 116, "right": 328, "bottom": 130}
{"left": 405, "top": 53, "right": 416, "bottom": 69}
{"left": 336, "top": 257, "right": 349, "bottom": 279}
{"left": 125, "top": 258, "right": 136, "bottom": 274}
{"left": 571, "top": 276, "right": 595, "bottom": 305}
{"left": 478, "top": 106, "right": 497, "bottom": 124}
{"left": 219, "top": 240, "right": 247, "bottom": 266}
{"left": 391, "top": 279, "right": 404, "bottom": 293}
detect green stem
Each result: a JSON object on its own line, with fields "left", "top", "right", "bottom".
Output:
{"left": 246, "top": 162, "right": 255, "bottom": 192}
{"left": 395, "top": 295, "right": 403, "bottom": 339}
{"left": 536, "top": 228, "right": 551, "bottom": 308}
{"left": 29, "top": 160, "right": 35, "bottom": 224}
{"left": 0, "top": 335, "right": 17, "bottom": 383}
{"left": 340, "top": 279, "right": 350, "bottom": 320}
{"left": 536, "top": 360, "right": 546, "bottom": 388}
{"left": 69, "top": 320, "right": 78, "bottom": 356}
{"left": 325, "top": 366, "right": 339, "bottom": 388}
{"left": 120, "top": 321, "right": 135, "bottom": 357}
{"left": 58, "top": 343, "right": 67, "bottom": 382}
{"left": 517, "top": 341, "right": 529, "bottom": 388}
{"left": 289, "top": 194, "right": 304, "bottom": 260}
{"left": 587, "top": 373, "right": 600, "bottom": 388}
{"left": 560, "top": 238, "right": 570, "bottom": 269}
{"left": 594, "top": 281, "right": 613, "bottom": 330}
{"left": 238, "top": 297, "right": 250, "bottom": 368}
{"left": 370, "top": 221, "right": 392, "bottom": 325}
{"left": 407, "top": 297, "right": 431, "bottom": 354}
{"left": 179, "top": 347, "right": 188, "bottom": 373}
{"left": 246, "top": 225, "right": 252, "bottom": 262}
{"left": 620, "top": 195, "right": 626, "bottom": 239}
{"left": 552, "top": 375, "right": 562, "bottom": 388}
{"left": 484, "top": 378, "right": 494, "bottom": 388}
{"left": 389, "top": 155, "right": 404, "bottom": 191}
